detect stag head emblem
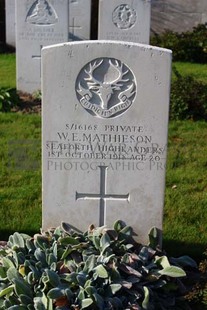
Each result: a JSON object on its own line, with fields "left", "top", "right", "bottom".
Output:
{"left": 76, "top": 58, "right": 137, "bottom": 119}
{"left": 84, "top": 59, "right": 130, "bottom": 110}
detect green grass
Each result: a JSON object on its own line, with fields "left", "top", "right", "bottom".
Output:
{"left": 0, "top": 113, "right": 207, "bottom": 260}
{"left": 0, "top": 54, "right": 16, "bottom": 89}
{"left": 173, "top": 62, "right": 207, "bottom": 83}
{"left": 0, "top": 113, "right": 41, "bottom": 239}
{"left": 164, "top": 121, "right": 207, "bottom": 259}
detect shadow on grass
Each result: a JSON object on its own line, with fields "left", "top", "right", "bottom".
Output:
{"left": 0, "top": 43, "right": 15, "bottom": 54}
{"left": 163, "top": 238, "right": 206, "bottom": 262}
{"left": 0, "top": 229, "right": 40, "bottom": 242}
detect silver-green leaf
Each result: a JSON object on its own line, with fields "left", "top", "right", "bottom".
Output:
{"left": 159, "top": 266, "right": 186, "bottom": 278}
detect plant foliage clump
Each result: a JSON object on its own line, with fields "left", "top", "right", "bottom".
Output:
{"left": 0, "top": 88, "right": 20, "bottom": 112}
{"left": 0, "top": 221, "right": 197, "bottom": 309}
{"left": 151, "top": 24, "right": 207, "bottom": 63}
{"left": 170, "top": 68, "right": 207, "bottom": 120}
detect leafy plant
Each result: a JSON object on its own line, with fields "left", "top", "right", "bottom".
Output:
{"left": 32, "top": 90, "right": 42, "bottom": 101}
{"left": 0, "top": 221, "right": 197, "bottom": 309}
{"left": 170, "top": 67, "right": 207, "bottom": 120}
{"left": 151, "top": 24, "right": 207, "bottom": 63}
{"left": 0, "top": 88, "right": 20, "bottom": 112}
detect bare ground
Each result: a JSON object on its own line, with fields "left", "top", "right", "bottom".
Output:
{"left": 12, "top": 92, "right": 41, "bottom": 114}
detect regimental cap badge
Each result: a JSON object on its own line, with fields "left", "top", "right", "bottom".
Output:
{"left": 26, "top": 0, "right": 58, "bottom": 25}
{"left": 112, "top": 4, "right": 137, "bottom": 29}
{"left": 76, "top": 58, "right": 137, "bottom": 119}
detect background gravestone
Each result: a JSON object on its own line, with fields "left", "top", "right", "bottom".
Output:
{"left": 69, "top": 0, "right": 91, "bottom": 41}
{"left": 98, "top": 0, "right": 151, "bottom": 44}
{"left": 6, "top": 0, "right": 92, "bottom": 48}
{"left": 42, "top": 41, "right": 172, "bottom": 244}
{"left": 6, "top": 0, "right": 16, "bottom": 47}
{"left": 16, "top": 0, "right": 68, "bottom": 94}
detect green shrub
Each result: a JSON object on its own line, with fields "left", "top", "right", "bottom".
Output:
{"left": 32, "top": 90, "right": 42, "bottom": 101}
{"left": 0, "top": 88, "right": 20, "bottom": 112}
{"left": 0, "top": 221, "right": 196, "bottom": 309}
{"left": 170, "top": 68, "right": 207, "bottom": 120}
{"left": 151, "top": 24, "right": 207, "bottom": 63}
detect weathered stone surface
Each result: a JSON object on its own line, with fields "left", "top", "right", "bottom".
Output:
{"left": 16, "top": 0, "right": 68, "bottom": 94}
{"left": 98, "top": 0, "right": 151, "bottom": 44}
{"left": 42, "top": 41, "right": 172, "bottom": 244}
{"left": 6, "top": 0, "right": 92, "bottom": 47}
{"left": 69, "top": 0, "right": 91, "bottom": 41}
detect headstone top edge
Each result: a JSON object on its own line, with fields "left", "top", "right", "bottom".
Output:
{"left": 42, "top": 40, "right": 172, "bottom": 55}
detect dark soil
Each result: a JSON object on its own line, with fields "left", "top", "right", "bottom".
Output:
{"left": 12, "top": 92, "right": 41, "bottom": 114}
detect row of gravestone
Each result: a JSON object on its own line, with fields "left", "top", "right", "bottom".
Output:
{"left": 7, "top": 0, "right": 151, "bottom": 47}
{"left": 11, "top": 0, "right": 151, "bottom": 93}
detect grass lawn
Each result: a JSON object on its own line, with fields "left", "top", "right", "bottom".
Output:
{"left": 164, "top": 121, "right": 207, "bottom": 259}
{"left": 0, "top": 54, "right": 16, "bottom": 89}
{"left": 173, "top": 62, "right": 207, "bottom": 83}
{"left": 0, "top": 113, "right": 41, "bottom": 239}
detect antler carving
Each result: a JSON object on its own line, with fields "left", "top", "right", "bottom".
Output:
{"left": 109, "top": 60, "right": 129, "bottom": 86}
{"left": 85, "top": 60, "right": 104, "bottom": 87}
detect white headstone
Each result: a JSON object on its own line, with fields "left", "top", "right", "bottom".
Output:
{"left": 98, "top": 0, "right": 151, "bottom": 44}
{"left": 42, "top": 41, "right": 172, "bottom": 244}
{"left": 6, "top": 0, "right": 16, "bottom": 47}
{"left": 15, "top": 0, "right": 69, "bottom": 94}
{"left": 69, "top": 0, "right": 91, "bottom": 41}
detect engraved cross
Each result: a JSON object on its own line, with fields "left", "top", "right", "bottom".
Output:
{"left": 76, "top": 166, "right": 129, "bottom": 226}
{"left": 69, "top": 17, "right": 82, "bottom": 40}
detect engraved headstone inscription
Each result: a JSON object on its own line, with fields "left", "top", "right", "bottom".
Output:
{"left": 98, "top": 0, "right": 151, "bottom": 44}
{"left": 15, "top": 0, "right": 68, "bottom": 94}
{"left": 42, "top": 41, "right": 172, "bottom": 244}
{"left": 69, "top": 0, "right": 91, "bottom": 41}
{"left": 6, "top": 0, "right": 16, "bottom": 47}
